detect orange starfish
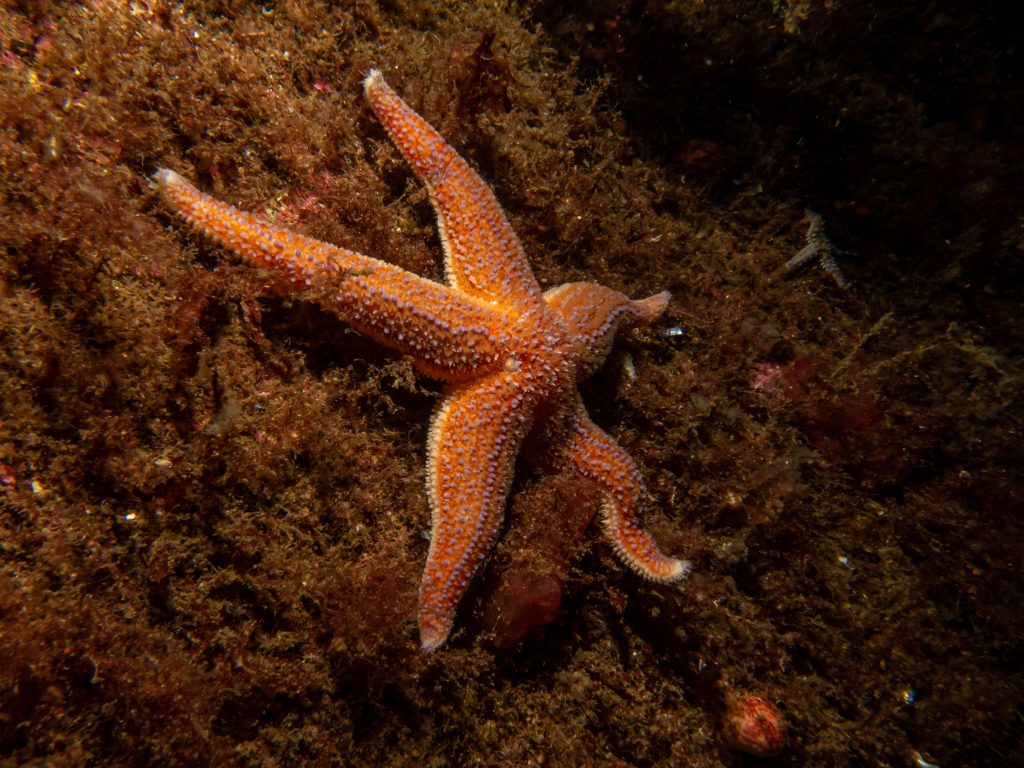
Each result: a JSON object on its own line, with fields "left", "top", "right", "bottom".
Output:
{"left": 156, "top": 69, "right": 689, "bottom": 651}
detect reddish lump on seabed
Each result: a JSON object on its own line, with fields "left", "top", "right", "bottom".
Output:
{"left": 485, "top": 570, "right": 563, "bottom": 648}
{"left": 482, "top": 474, "right": 600, "bottom": 647}
{"left": 724, "top": 694, "right": 787, "bottom": 758}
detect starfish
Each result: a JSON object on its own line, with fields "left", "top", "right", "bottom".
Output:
{"left": 156, "top": 69, "right": 689, "bottom": 651}
{"left": 784, "top": 208, "right": 848, "bottom": 288}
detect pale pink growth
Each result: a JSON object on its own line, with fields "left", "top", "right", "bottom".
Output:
{"left": 752, "top": 362, "right": 785, "bottom": 392}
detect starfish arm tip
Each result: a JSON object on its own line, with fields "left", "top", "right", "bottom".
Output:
{"left": 625, "top": 551, "right": 692, "bottom": 584}
{"left": 419, "top": 617, "right": 451, "bottom": 653}
{"left": 604, "top": 517, "right": 692, "bottom": 584}
{"left": 662, "top": 557, "right": 692, "bottom": 582}
{"left": 154, "top": 167, "right": 181, "bottom": 188}
{"left": 639, "top": 290, "right": 672, "bottom": 320}
{"left": 363, "top": 67, "right": 384, "bottom": 94}
{"left": 420, "top": 633, "right": 445, "bottom": 654}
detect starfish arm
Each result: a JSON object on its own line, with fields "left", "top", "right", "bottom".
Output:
{"left": 363, "top": 69, "right": 543, "bottom": 307}
{"left": 544, "top": 282, "right": 671, "bottom": 380}
{"left": 420, "top": 373, "right": 537, "bottom": 651}
{"left": 157, "top": 168, "right": 507, "bottom": 381}
{"left": 784, "top": 243, "right": 818, "bottom": 272}
{"left": 530, "top": 395, "right": 689, "bottom": 583}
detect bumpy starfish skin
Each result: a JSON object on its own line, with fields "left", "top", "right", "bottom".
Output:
{"left": 157, "top": 69, "right": 689, "bottom": 651}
